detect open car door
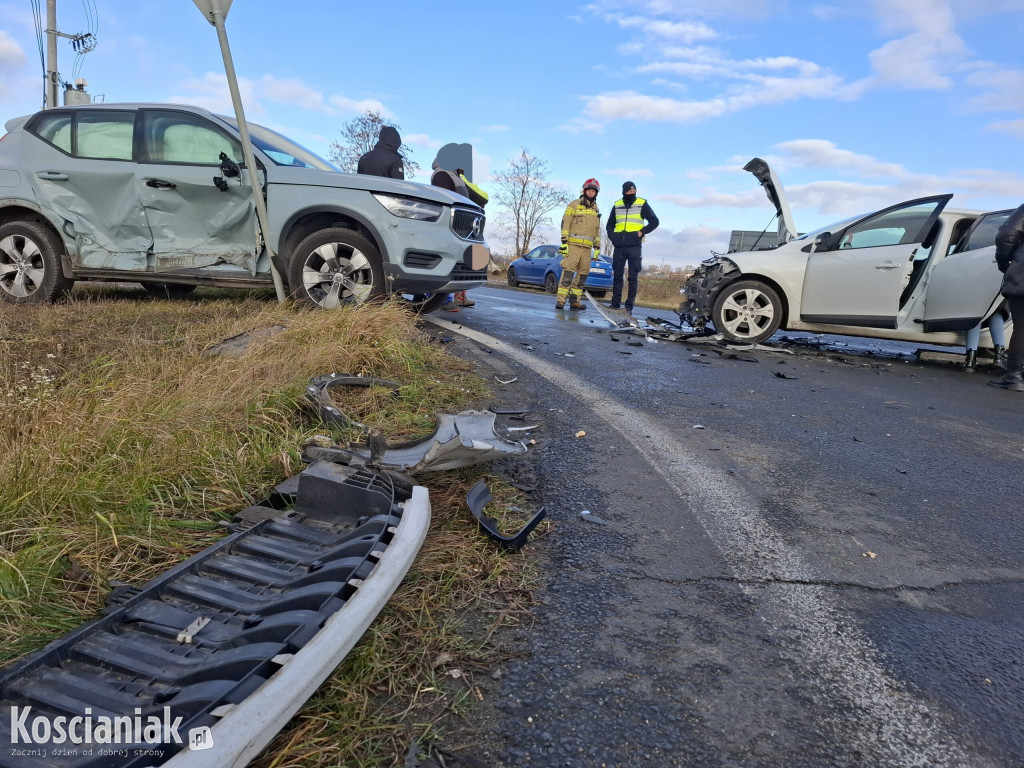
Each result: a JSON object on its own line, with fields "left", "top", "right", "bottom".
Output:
{"left": 800, "top": 195, "right": 951, "bottom": 328}
{"left": 922, "top": 209, "right": 1013, "bottom": 333}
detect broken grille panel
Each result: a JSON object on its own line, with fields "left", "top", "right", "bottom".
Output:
{"left": 0, "top": 460, "right": 412, "bottom": 768}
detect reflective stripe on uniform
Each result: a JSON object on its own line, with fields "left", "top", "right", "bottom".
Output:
{"left": 612, "top": 197, "right": 647, "bottom": 233}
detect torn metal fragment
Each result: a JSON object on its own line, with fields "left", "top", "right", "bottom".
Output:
{"left": 466, "top": 479, "right": 547, "bottom": 551}
{"left": 585, "top": 291, "right": 643, "bottom": 330}
{"left": 306, "top": 373, "right": 401, "bottom": 430}
{"left": 317, "top": 410, "right": 528, "bottom": 473}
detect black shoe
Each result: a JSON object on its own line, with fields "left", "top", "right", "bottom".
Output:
{"left": 606, "top": 302, "right": 621, "bottom": 309}
{"left": 993, "top": 345, "right": 1008, "bottom": 372}
{"left": 962, "top": 350, "right": 977, "bottom": 373}
{"left": 624, "top": 306, "right": 633, "bottom": 314}
{"left": 988, "top": 376, "right": 1024, "bottom": 392}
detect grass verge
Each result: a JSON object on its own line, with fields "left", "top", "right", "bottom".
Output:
{"left": 0, "top": 286, "right": 542, "bottom": 766}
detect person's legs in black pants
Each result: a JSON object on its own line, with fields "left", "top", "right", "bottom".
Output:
{"left": 990, "top": 296, "right": 1024, "bottom": 390}
{"left": 610, "top": 250, "right": 626, "bottom": 308}
{"left": 624, "top": 246, "right": 643, "bottom": 312}
{"left": 1006, "top": 296, "right": 1024, "bottom": 375}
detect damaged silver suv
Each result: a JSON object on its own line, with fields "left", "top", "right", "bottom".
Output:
{"left": 0, "top": 104, "right": 488, "bottom": 311}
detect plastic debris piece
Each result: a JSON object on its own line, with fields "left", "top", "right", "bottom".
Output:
{"left": 306, "top": 373, "right": 401, "bottom": 430}
{"left": 466, "top": 479, "right": 547, "bottom": 551}
{"left": 863, "top": 551, "right": 877, "bottom": 558}
{"left": 693, "top": 424, "right": 706, "bottom": 429}
{"left": 772, "top": 370, "right": 798, "bottom": 379}
{"left": 506, "top": 425, "right": 540, "bottom": 432}
{"left": 307, "top": 410, "right": 528, "bottom": 473}
{"left": 495, "top": 376, "right": 518, "bottom": 385}
{"left": 575, "top": 430, "right": 586, "bottom": 438}
{"left": 580, "top": 510, "right": 610, "bottom": 525}
{"left": 489, "top": 405, "right": 531, "bottom": 415}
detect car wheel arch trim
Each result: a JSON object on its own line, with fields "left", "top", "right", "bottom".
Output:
{"left": 278, "top": 205, "right": 387, "bottom": 266}
{"left": 0, "top": 201, "right": 76, "bottom": 272}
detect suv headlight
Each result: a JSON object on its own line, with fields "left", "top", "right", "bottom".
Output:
{"left": 373, "top": 194, "right": 443, "bottom": 221}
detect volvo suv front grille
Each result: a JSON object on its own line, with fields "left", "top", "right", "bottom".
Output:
{"left": 451, "top": 208, "right": 485, "bottom": 242}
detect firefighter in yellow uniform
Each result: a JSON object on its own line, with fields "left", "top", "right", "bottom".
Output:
{"left": 556, "top": 178, "right": 602, "bottom": 310}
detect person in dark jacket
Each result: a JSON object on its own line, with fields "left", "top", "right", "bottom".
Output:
{"left": 357, "top": 126, "right": 404, "bottom": 180}
{"left": 989, "top": 202, "right": 1024, "bottom": 392}
{"left": 605, "top": 181, "right": 659, "bottom": 313}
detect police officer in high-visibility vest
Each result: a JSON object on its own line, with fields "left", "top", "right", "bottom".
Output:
{"left": 556, "top": 179, "right": 602, "bottom": 310}
{"left": 606, "top": 181, "right": 659, "bottom": 313}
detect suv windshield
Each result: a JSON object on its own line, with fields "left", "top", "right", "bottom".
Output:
{"left": 218, "top": 116, "right": 337, "bottom": 171}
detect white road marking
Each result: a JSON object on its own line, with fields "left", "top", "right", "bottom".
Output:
{"left": 428, "top": 316, "right": 980, "bottom": 768}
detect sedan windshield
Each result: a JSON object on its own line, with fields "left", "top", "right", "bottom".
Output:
{"left": 796, "top": 214, "right": 863, "bottom": 241}
{"left": 218, "top": 116, "right": 337, "bottom": 171}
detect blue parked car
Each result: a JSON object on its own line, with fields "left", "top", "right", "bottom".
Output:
{"left": 506, "top": 244, "right": 613, "bottom": 298}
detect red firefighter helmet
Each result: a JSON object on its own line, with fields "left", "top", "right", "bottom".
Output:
{"left": 583, "top": 178, "right": 600, "bottom": 192}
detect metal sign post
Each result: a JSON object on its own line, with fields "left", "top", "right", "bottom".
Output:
{"left": 191, "top": 0, "right": 287, "bottom": 303}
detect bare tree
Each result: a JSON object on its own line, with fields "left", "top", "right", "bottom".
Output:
{"left": 492, "top": 148, "right": 570, "bottom": 258}
{"left": 328, "top": 111, "right": 420, "bottom": 179}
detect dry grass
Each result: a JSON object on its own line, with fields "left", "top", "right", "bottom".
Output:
{"left": 0, "top": 286, "right": 542, "bottom": 766}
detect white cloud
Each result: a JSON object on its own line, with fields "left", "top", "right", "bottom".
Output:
{"left": 583, "top": 90, "right": 728, "bottom": 123}
{"left": 326, "top": 94, "right": 393, "bottom": 118}
{"left": 642, "top": 225, "right": 732, "bottom": 269}
{"left": 864, "top": 0, "right": 965, "bottom": 90}
{"left": 0, "top": 29, "right": 31, "bottom": 103}
{"left": 612, "top": 14, "right": 718, "bottom": 44}
{"left": 168, "top": 72, "right": 245, "bottom": 115}
{"left": 605, "top": 168, "right": 654, "bottom": 179}
{"left": 985, "top": 118, "right": 1024, "bottom": 139}
{"left": 0, "top": 29, "right": 26, "bottom": 69}
{"left": 403, "top": 133, "right": 442, "bottom": 150}
{"left": 477, "top": 124, "right": 510, "bottom": 132}
{"left": 171, "top": 72, "right": 393, "bottom": 119}
{"left": 578, "top": 61, "right": 845, "bottom": 125}
{"left": 964, "top": 66, "right": 1024, "bottom": 113}
{"left": 258, "top": 75, "right": 329, "bottom": 113}
{"left": 770, "top": 140, "right": 907, "bottom": 178}
{"left": 591, "top": 0, "right": 777, "bottom": 19}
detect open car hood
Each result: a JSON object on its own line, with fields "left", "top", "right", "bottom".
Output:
{"left": 743, "top": 157, "right": 797, "bottom": 245}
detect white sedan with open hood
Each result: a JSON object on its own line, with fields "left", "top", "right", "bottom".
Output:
{"left": 678, "top": 158, "right": 1013, "bottom": 348}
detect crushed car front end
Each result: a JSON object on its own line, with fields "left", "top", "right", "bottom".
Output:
{"left": 677, "top": 256, "right": 740, "bottom": 331}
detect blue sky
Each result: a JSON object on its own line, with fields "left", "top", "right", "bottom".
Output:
{"left": 1, "top": 0, "right": 1022, "bottom": 268}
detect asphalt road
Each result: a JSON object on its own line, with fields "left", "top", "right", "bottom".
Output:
{"left": 428, "top": 284, "right": 1024, "bottom": 768}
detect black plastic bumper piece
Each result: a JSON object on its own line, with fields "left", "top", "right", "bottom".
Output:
{"left": 465, "top": 479, "right": 546, "bottom": 551}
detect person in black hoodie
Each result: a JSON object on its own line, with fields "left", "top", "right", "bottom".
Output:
{"left": 605, "top": 181, "right": 659, "bottom": 313}
{"left": 988, "top": 202, "right": 1024, "bottom": 392}
{"left": 357, "top": 126, "right": 404, "bottom": 180}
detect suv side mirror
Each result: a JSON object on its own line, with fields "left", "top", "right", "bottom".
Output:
{"left": 219, "top": 152, "right": 241, "bottom": 178}
{"left": 815, "top": 231, "right": 833, "bottom": 251}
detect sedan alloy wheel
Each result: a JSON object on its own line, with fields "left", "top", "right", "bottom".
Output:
{"left": 712, "top": 280, "right": 783, "bottom": 343}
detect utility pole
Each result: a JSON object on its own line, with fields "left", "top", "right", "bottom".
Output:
{"left": 45, "top": 0, "right": 58, "bottom": 108}
{"left": 43, "top": 1, "right": 96, "bottom": 109}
